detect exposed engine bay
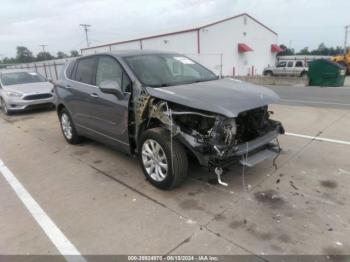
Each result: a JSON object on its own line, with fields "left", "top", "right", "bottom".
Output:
{"left": 133, "top": 93, "right": 284, "bottom": 169}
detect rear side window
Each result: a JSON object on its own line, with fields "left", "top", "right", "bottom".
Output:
{"left": 295, "top": 61, "right": 303, "bottom": 67}
{"left": 74, "top": 57, "right": 96, "bottom": 85}
{"left": 66, "top": 60, "right": 76, "bottom": 79}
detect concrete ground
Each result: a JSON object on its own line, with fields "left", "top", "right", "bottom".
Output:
{"left": 237, "top": 75, "right": 350, "bottom": 88}
{"left": 1, "top": 86, "right": 350, "bottom": 258}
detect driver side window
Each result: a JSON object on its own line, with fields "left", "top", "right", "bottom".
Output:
{"left": 96, "top": 56, "right": 131, "bottom": 92}
{"left": 276, "top": 61, "right": 286, "bottom": 68}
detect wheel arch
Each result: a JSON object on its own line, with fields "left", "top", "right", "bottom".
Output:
{"left": 134, "top": 117, "right": 163, "bottom": 152}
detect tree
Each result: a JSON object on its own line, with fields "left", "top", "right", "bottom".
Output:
{"left": 317, "top": 43, "right": 327, "bottom": 52}
{"left": 70, "top": 50, "right": 80, "bottom": 57}
{"left": 36, "top": 51, "right": 54, "bottom": 61}
{"left": 2, "top": 57, "right": 16, "bottom": 64}
{"left": 297, "top": 47, "right": 310, "bottom": 55}
{"left": 16, "top": 46, "right": 34, "bottom": 63}
{"left": 277, "top": 44, "right": 295, "bottom": 56}
{"left": 56, "top": 51, "right": 68, "bottom": 59}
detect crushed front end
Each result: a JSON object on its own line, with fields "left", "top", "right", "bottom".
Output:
{"left": 142, "top": 98, "right": 284, "bottom": 170}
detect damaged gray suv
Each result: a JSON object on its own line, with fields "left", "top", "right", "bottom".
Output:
{"left": 54, "top": 50, "right": 284, "bottom": 189}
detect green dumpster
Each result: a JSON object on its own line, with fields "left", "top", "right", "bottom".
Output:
{"left": 308, "top": 59, "right": 346, "bottom": 87}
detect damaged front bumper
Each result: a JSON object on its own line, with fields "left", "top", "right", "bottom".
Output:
{"left": 178, "top": 122, "right": 284, "bottom": 169}
{"left": 136, "top": 96, "right": 284, "bottom": 171}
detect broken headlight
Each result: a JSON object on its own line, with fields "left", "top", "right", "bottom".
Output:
{"left": 223, "top": 118, "right": 237, "bottom": 145}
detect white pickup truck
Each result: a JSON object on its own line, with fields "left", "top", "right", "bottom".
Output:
{"left": 263, "top": 60, "right": 308, "bottom": 77}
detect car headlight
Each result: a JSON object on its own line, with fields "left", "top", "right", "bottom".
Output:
{"left": 6, "top": 91, "right": 22, "bottom": 98}
{"left": 223, "top": 118, "right": 237, "bottom": 145}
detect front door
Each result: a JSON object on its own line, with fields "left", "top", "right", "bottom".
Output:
{"left": 86, "top": 55, "right": 132, "bottom": 150}
{"left": 275, "top": 61, "right": 287, "bottom": 76}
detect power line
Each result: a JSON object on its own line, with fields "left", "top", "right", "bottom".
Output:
{"left": 344, "top": 25, "right": 350, "bottom": 55}
{"left": 80, "top": 24, "right": 91, "bottom": 47}
{"left": 39, "top": 44, "right": 48, "bottom": 52}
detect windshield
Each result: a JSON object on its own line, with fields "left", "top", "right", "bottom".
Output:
{"left": 124, "top": 54, "right": 217, "bottom": 87}
{"left": 0, "top": 72, "right": 47, "bottom": 86}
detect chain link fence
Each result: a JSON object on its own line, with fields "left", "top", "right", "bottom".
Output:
{"left": 1, "top": 58, "right": 74, "bottom": 81}
{"left": 1, "top": 53, "right": 224, "bottom": 80}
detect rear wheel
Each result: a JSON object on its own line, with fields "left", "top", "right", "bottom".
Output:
{"left": 337, "top": 61, "right": 350, "bottom": 75}
{"left": 300, "top": 71, "right": 307, "bottom": 77}
{"left": 138, "top": 128, "right": 188, "bottom": 190}
{"left": 0, "top": 98, "right": 11, "bottom": 115}
{"left": 59, "top": 108, "right": 81, "bottom": 144}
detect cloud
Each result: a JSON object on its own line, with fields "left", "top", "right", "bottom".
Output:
{"left": 0, "top": 0, "right": 349, "bottom": 58}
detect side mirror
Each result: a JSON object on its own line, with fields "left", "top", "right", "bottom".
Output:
{"left": 99, "top": 80, "right": 123, "bottom": 99}
{"left": 47, "top": 77, "right": 54, "bottom": 84}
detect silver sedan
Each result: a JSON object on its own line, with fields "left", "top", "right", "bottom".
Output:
{"left": 0, "top": 69, "right": 55, "bottom": 115}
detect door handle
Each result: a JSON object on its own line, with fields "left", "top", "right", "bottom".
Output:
{"left": 90, "top": 93, "right": 99, "bottom": 98}
{"left": 64, "top": 84, "right": 71, "bottom": 89}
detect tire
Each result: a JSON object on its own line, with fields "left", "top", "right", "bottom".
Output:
{"left": 0, "top": 98, "right": 11, "bottom": 115}
{"left": 300, "top": 71, "right": 307, "bottom": 77}
{"left": 265, "top": 71, "right": 273, "bottom": 77}
{"left": 337, "top": 61, "right": 350, "bottom": 75}
{"left": 59, "top": 108, "right": 81, "bottom": 144}
{"left": 138, "top": 128, "right": 188, "bottom": 190}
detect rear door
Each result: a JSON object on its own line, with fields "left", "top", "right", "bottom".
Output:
{"left": 294, "top": 60, "right": 304, "bottom": 76}
{"left": 286, "top": 61, "right": 295, "bottom": 76}
{"left": 67, "top": 56, "right": 97, "bottom": 127}
{"left": 66, "top": 56, "right": 98, "bottom": 128}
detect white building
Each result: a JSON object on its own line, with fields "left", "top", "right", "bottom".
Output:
{"left": 81, "top": 13, "right": 281, "bottom": 76}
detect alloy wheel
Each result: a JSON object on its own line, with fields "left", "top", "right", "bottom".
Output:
{"left": 141, "top": 139, "right": 168, "bottom": 182}
{"left": 61, "top": 113, "right": 73, "bottom": 140}
{"left": 1, "top": 99, "right": 8, "bottom": 114}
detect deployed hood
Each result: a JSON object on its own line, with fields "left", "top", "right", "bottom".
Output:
{"left": 145, "top": 78, "right": 279, "bottom": 118}
{"left": 3, "top": 82, "right": 53, "bottom": 94}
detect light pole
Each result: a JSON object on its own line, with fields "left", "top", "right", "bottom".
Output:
{"left": 80, "top": 24, "right": 91, "bottom": 47}
{"left": 344, "top": 25, "right": 350, "bottom": 55}
{"left": 39, "top": 44, "right": 48, "bottom": 52}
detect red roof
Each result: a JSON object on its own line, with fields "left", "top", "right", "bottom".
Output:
{"left": 238, "top": 43, "right": 253, "bottom": 52}
{"left": 271, "top": 44, "right": 283, "bottom": 53}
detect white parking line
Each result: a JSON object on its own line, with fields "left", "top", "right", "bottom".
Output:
{"left": 285, "top": 132, "right": 350, "bottom": 146}
{"left": 0, "top": 159, "right": 85, "bottom": 262}
{"left": 280, "top": 99, "right": 350, "bottom": 107}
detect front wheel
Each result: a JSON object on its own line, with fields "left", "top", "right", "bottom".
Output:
{"left": 138, "top": 128, "right": 188, "bottom": 190}
{"left": 59, "top": 108, "right": 81, "bottom": 144}
{"left": 265, "top": 71, "right": 273, "bottom": 77}
{"left": 0, "top": 98, "right": 11, "bottom": 115}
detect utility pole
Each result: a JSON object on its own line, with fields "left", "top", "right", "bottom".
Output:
{"left": 39, "top": 44, "right": 48, "bottom": 53}
{"left": 344, "top": 25, "right": 350, "bottom": 55}
{"left": 80, "top": 24, "right": 91, "bottom": 47}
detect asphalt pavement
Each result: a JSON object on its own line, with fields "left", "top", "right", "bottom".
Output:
{"left": 0, "top": 85, "right": 350, "bottom": 258}
{"left": 267, "top": 85, "right": 350, "bottom": 109}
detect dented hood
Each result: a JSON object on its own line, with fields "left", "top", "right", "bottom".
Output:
{"left": 145, "top": 78, "right": 280, "bottom": 118}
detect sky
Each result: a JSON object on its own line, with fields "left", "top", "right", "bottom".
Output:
{"left": 1, "top": 0, "right": 350, "bottom": 58}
